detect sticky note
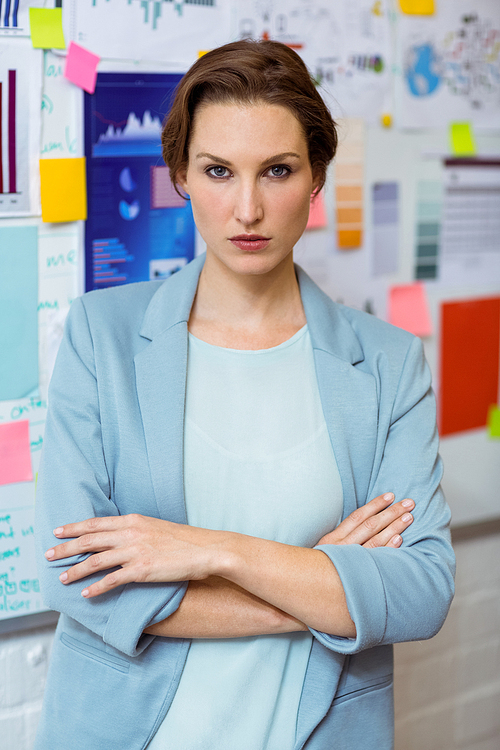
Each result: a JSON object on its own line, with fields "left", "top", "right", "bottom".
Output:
{"left": 29, "top": 8, "right": 66, "bottom": 49}
{"left": 40, "top": 158, "right": 87, "bottom": 223}
{"left": 487, "top": 405, "right": 500, "bottom": 438}
{"left": 399, "top": 0, "right": 434, "bottom": 14}
{"left": 307, "top": 192, "right": 327, "bottom": 230}
{"left": 450, "top": 122, "right": 477, "bottom": 157}
{"left": 440, "top": 296, "right": 500, "bottom": 436}
{"left": 64, "top": 42, "right": 100, "bottom": 95}
{"left": 0, "top": 227, "right": 38, "bottom": 400}
{"left": 0, "top": 421, "right": 33, "bottom": 486}
{"left": 388, "top": 282, "right": 432, "bottom": 337}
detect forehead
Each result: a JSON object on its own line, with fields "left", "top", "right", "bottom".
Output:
{"left": 189, "top": 102, "right": 308, "bottom": 160}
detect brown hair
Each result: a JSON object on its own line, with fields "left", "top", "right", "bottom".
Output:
{"left": 162, "top": 39, "right": 337, "bottom": 197}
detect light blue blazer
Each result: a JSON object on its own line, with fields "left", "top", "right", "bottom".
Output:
{"left": 35, "top": 255, "right": 455, "bottom": 750}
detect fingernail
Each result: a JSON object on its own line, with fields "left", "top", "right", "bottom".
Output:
{"left": 383, "top": 493, "right": 394, "bottom": 501}
{"left": 59, "top": 572, "right": 68, "bottom": 582}
{"left": 81, "top": 589, "right": 89, "bottom": 598}
{"left": 45, "top": 549, "right": 55, "bottom": 559}
{"left": 402, "top": 513, "right": 412, "bottom": 522}
{"left": 392, "top": 535, "right": 402, "bottom": 546}
{"left": 402, "top": 499, "right": 413, "bottom": 508}
{"left": 53, "top": 527, "right": 64, "bottom": 536}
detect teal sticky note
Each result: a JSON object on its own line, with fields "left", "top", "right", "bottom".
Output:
{"left": 0, "top": 226, "right": 39, "bottom": 400}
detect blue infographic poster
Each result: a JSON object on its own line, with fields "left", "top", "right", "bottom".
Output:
{"left": 84, "top": 72, "right": 195, "bottom": 291}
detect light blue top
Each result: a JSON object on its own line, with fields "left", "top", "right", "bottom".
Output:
{"left": 34, "top": 256, "right": 454, "bottom": 750}
{"left": 149, "top": 326, "right": 343, "bottom": 749}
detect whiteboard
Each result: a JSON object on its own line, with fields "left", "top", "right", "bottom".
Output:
{"left": 1, "top": 1, "right": 499, "bottom": 632}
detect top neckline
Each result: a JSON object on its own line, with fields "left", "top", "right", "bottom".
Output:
{"left": 188, "top": 324, "right": 308, "bottom": 354}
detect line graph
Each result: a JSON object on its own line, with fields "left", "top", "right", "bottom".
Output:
{"left": 68, "top": 0, "right": 229, "bottom": 64}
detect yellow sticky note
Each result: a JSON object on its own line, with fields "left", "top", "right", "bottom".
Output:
{"left": 450, "top": 122, "right": 477, "bottom": 156}
{"left": 487, "top": 405, "right": 500, "bottom": 438}
{"left": 40, "top": 158, "right": 87, "bottom": 223}
{"left": 399, "top": 0, "right": 434, "bottom": 14}
{"left": 29, "top": 8, "right": 66, "bottom": 49}
{"left": 198, "top": 50, "right": 210, "bottom": 58}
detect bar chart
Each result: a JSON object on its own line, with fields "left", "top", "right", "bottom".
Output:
{"left": 0, "top": 39, "right": 41, "bottom": 216}
{"left": 0, "top": 69, "right": 17, "bottom": 196}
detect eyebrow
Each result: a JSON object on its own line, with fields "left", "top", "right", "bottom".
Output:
{"left": 195, "top": 151, "right": 302, "bottom": 167}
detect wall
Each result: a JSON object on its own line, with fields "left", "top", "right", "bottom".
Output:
{"left": 1, "top": 530, "right": 499, "bottom": 749}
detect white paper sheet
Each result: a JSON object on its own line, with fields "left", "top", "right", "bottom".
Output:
{"left": 0, "top": 0, "right": 46, "bottom": 37}
{"left": 439, "top": 160, "right": 500, "bottom": 286}
{"left": 396, "top": 0, "right": 500, "bottom": 130}
{"left": 63, "top": 0, "right": 232, "bottom": 66}
{"left": 0, "top": 40, "right": 42, "bottom": 216}
{"left": 232, "top": 0, "right": 393, "bottom": 123}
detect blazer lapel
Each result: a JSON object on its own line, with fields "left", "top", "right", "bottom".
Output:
{"left": 297, "top": 266, "right": 378, "bottom": 519}
{"left": 133, "top": 255, "right": 205, "bottom": 523}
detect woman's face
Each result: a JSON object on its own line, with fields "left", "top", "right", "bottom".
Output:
{"left": 178, "top": 102, "right": 318, "bottom": 278}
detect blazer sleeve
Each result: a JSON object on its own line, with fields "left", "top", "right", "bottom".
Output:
{"left": 35, "top": 297, "right": 188, "bottom": 657}
{"left": 310, "top": 336, "right": 455, "bottom": 654}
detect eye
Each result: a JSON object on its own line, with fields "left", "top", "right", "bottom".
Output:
{"left": 207, "top": 166, "right": 230, "bottom": 179}
{"left": 267, "top": 165, "right": 291, "bottom": 178}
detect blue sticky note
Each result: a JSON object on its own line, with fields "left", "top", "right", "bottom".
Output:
{"left": 0, "top": 226, "right": 39, "bottom": 400}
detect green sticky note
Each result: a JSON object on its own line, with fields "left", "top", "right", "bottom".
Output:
{"left": 487, "top": 405, "right": 500, "bottom": 438}
{"left": 29, "top": 8, "right": 66, "bottom": 49}
{"left": 450, "top": 122, "right": 477, "bottom": 156}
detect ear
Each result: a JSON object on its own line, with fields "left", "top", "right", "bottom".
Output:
{"left": 311, "top": 168, "right": 322, "bottom": 197}
{"left": 175, "top": 166, "right": 189, "bottom": 196}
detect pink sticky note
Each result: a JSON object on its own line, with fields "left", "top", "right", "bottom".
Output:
{"left": 307, "top": 192, "right": 327, "bottom": 230}
{"left": 0, "top": 420, "right": 33, "bottom": 486}
{"left": 64, "top": 42, "right": 100, "bottom": 94}
{"left": 388, "top": 282, "right": 433, "bottom": 337}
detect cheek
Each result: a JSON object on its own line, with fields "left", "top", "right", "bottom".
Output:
{"left": 272, "top": 185, "right": 312, "bottom": 227}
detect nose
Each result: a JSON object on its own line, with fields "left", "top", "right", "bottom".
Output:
{"left": 233, "top": 180, "right": 264, "bottom": 227}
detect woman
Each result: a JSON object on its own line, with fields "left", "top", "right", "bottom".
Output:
{"left": 35, "top": 40, "right": 454, "bottom": 750}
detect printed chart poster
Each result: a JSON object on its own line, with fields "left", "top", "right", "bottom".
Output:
{"left": 64, "top": 0, "right": 231, "bottom": 66}
{"left": 397, "top": 0, "right": 500, "bottom": 130}
{"left": 233, "top": 0, "right": 392, "bottom": 123}
{"left": 0, "top": 40, "right": 42, "bottom": 216}
{"left": 84, "top": 73, "right": 195, "bottom": 291}
{"left": 0, "top": 0, "right": 45, "bottom": 37}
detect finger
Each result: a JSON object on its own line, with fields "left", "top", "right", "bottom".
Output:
{"left": 81, "top": 568, "right": 134, "bottom": 599}
{"left": 361, "top": 510, "right": 415, "bottom": 549}
{"left": 45, "top": 531, "right": 117, "bottom": 561}
{"left": 332, "top": 493, "right": 395, "bottom": 541}
{"left": 52, "top": 515, "right": 126, "bottom": 539}
{"left": 341, "top": 498, "right": 415, "bottom": 546}
{"left": 58, "top": 549, "right": 126, "bottom": 585}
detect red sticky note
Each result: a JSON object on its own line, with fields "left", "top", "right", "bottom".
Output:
{"left": 388, "top": 282, "right": 432, "bottom": 337}
{"left": 307, "top": 192, "right": 327, "bottom": 230}
{"left": 440, "top": 296, "right": 500, "bottom": 437}
{"left": 64, "top": 42, "right": 100, "bottom": 94}
{"left": 0, "top": 420, "right": 33, "bottom": 486}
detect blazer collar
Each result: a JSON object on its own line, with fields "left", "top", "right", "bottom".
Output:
{"left": 139, "top": 254, "right": 365, "bottom": 366}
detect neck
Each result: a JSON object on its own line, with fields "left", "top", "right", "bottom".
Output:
{"left": 188, "top": 251, "right": 306, "bottom": 349}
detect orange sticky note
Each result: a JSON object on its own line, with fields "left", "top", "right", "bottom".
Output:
{"left": 307, "top": 192, "right": 327, "bottom": 230}
{"left": 0, "top": 420, "right": 33, "bottom": 486}
{"left": 399, "top": 0, "right": 434, "bottom": 14}
{"left": 338, "top": 229, "right": 363, "bottom": 248}
{"left": 64, "top": 42, "right": 100, "bottom": 94}
{"left": 388, "top": 282, "right": 432, "bottom": 337}
{"left": 40, "top": 158, "right": 87, "bottom": 223}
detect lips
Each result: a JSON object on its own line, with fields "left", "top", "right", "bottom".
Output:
{"left": 229, "top": 234, "right": 271, "bottom": 251}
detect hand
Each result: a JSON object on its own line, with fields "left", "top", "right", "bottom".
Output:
{"left": 316, "top": 493, "right": 414, "bottom": 549}
{"left": 45, "top": 515, "right": 227, "bottom": 598}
